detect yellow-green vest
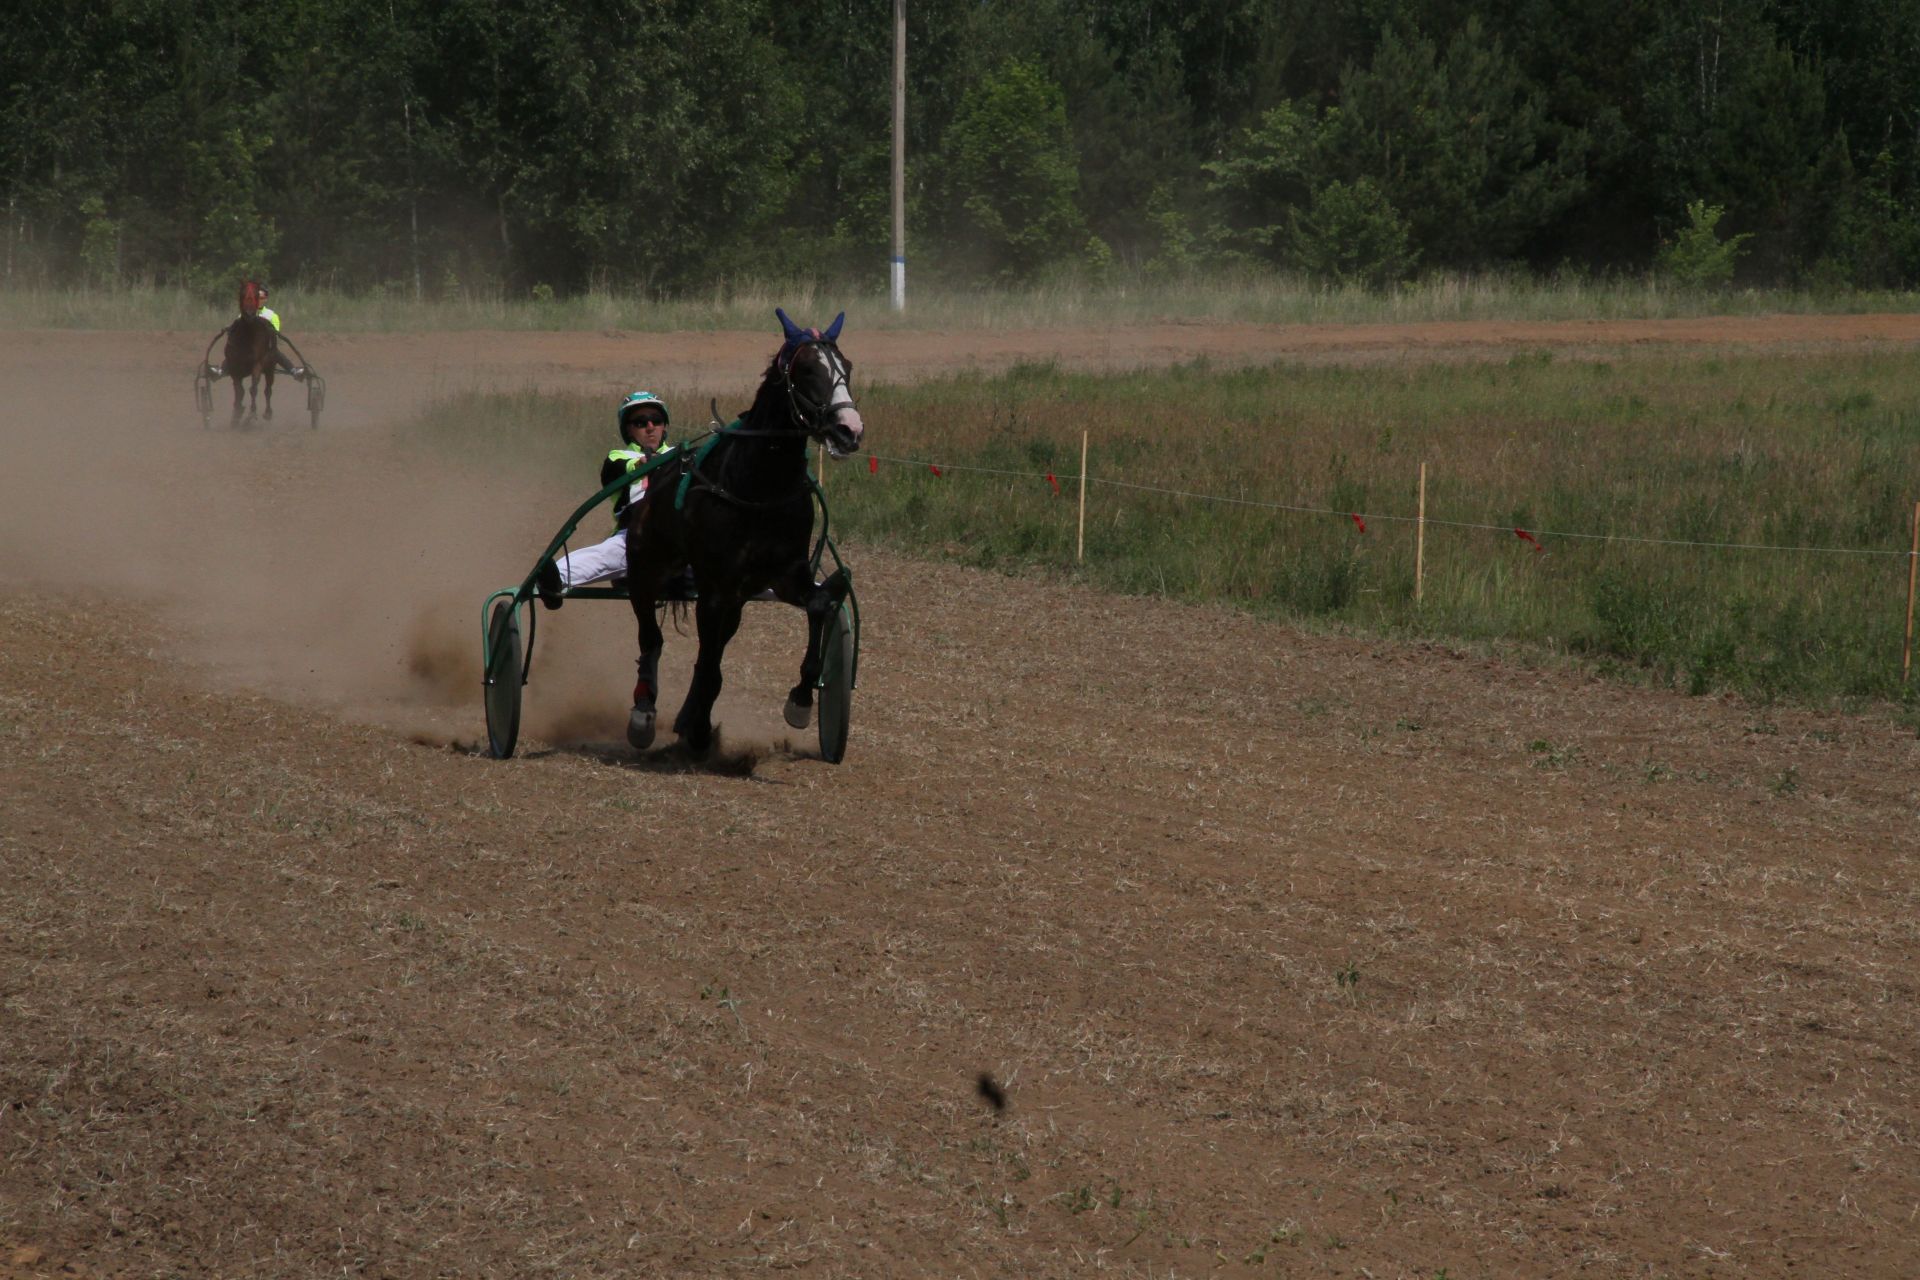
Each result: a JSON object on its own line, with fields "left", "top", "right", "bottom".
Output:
{"left": 608, "top": 444, "right": 675, "bottom": 528}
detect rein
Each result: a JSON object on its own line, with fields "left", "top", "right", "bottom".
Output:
{"left": 673, "top": 422, "right": 813, "bottom": 512}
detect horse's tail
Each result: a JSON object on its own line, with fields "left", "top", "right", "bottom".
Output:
{"left": 222, "top": 314, "right": 274, "bottom": 375}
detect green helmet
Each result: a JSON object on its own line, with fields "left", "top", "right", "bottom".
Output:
{"left": 617, "top": 390, "right": 670, "bottom": 435}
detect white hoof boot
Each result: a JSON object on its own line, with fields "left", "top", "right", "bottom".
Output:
{"left": 627, "top": 706, "right": 656, "bottom": 750}
{"left": 783, "top": 697, "right": 813, "bottom": 730}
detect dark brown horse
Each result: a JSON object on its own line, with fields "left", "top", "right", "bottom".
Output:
{"left": 221, "top": 280, "right": 278, "bottom": 423}
{"left": 619, "top": 308, "right": 864, "bottom": 754}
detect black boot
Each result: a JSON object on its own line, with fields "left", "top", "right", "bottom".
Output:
{"left": 536, "top": 559, "right": 565, "bottom": 610}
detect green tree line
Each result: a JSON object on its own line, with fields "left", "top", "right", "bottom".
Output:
{"left": 5, "top": 0, "right": 1918, "bottom": 296}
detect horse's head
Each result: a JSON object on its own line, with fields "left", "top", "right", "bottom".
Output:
{"left": 774, "top": 308, "right": 864, "bottom": 458}
{"left": 238, "top": 279, "right": 264, "bottom": 316}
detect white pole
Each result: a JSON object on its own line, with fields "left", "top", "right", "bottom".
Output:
{"left": 891, "top": 0, "right": 906, "bottom": 313}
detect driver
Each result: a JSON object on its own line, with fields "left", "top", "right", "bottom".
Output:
{"left": 254, "top": 285, "right": 306, "bottom": 380}
{"left": 537, "top": 391, "right": 675, "bottom": 609}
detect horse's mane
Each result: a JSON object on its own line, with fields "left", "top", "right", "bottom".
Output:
{"left": 738, "top": 357, "right": 787, "bottom": 426}
{"left": 739, "top": 341, "right": 827, "bottom": 428}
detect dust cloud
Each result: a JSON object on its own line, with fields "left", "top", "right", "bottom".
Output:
{"left": 0, "top": 330, "right": 819, "bottom": 754}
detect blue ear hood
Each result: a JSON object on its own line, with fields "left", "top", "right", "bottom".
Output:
{"left": 776, "top": 308, "right": 845, "bottom": 342}
{"left": 774, "top": 308, "right": 846, "bottom": 363}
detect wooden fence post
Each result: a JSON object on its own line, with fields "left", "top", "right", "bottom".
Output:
{"left": 1904, "top": 501, "right": 1918, "bottom": 683}
{"left": 1415, "top": 461, "right": 1428, "bottom": 604}
{"left": 1077, "top": 430, "right": 1089, "bottom": 564}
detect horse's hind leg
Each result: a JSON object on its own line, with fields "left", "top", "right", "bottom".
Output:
{"left": 782, "top": 568, "right": 849, "bottom": 729}
{"left": 628, "top": 598, "right": 665, "bottom": 750}
{"left": 674, "top": 596, "right": 743, "bottom": 755}
{"left": 263, "top": 370, "right": 275, "bottom": 421}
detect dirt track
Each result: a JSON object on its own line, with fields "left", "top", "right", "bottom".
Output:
{"left": 4, "top": 317, "right": 1919, "bottom": 1278}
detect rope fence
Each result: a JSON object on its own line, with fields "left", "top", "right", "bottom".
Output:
{"left": 820, "top": 436, "right": 1920, "bottom": 681}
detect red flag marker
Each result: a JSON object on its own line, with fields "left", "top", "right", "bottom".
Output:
{"left": 1515, "top": 527, "right": 1544, "bottom": 552}
{"left": 1349, "top": 512, "right": 1367, "bottom": 534}
{"left": 930, "top": 463, "right": 943, "bottom": 477}
{"left": 868, "top": 454, "right": 878, "bottom": 474}
{"left": 1045, "top": 471, "right": 1061, "bottom": 496}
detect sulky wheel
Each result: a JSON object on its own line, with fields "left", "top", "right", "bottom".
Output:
{"left": 194, "top": 370, "right": 214, "bottom": 429}
{"left": 816, "top": 604, "right": 853, "bottom": 764}
{"left": 483, "top": 598, "right": 524, "bottom": 759}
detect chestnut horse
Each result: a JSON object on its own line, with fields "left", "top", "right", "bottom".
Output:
{"left": 222, "top": 280, "right": 278, "bottom": 423}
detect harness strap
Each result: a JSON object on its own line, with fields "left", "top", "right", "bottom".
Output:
{"left": 675, "top": 422, "right": 735, "bottom": 511}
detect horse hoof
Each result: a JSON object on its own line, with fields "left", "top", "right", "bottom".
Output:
{"left": 672, "top": 710, "right": 711, "bottom": 754}
{"left": 626, "top": 706, "right": 656, "bottom": 750}
{"left": 783, "top": 697, "right": 813, "bottom": 729}
{"left": 263, "top": 409, "right": 273, "bottom": 421}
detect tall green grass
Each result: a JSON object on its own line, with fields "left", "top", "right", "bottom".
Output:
{"left": 8, "top": 271, "right": 1920, "bottom": 332}
{"left": 411, "top": 349, "right": 1920, "bottom": 707}
{"left": 854, "top": 352, "right": 1920, "bottom": 704}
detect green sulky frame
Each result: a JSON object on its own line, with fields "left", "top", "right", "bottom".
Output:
{"left": 480, "top": 426, "right": 860, "bottom": 761}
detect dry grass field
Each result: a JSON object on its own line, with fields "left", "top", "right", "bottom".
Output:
{"left": 3, "top": 318, "right": 1919, "bottom": 1278}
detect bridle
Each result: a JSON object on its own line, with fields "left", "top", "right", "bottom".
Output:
{"left": 717, "top": 337, "right": 857, "bottom": 446}
{"left": 672, "top": 336, "right": 858, "bottom": 511}
{"left": 780, "top": 338, "right": 858, "bottom": 448}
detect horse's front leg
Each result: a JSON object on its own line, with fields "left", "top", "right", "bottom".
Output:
{"left": 628, "top": 595, "right": 665, "bottom": 750}
{"left": 779, "top": 568, "right": 849, "bottom": 729}
{"left": 229, "top": 375, "right": 245, "bottom": 424}
{"left": 673, "top": 596, "right": 743, "bottom": 755}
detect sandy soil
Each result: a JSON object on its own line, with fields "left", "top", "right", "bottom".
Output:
{"left": 3, "top": 316, "right": 1919, "bottom": 1279}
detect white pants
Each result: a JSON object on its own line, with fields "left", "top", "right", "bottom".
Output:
{"left": 557, "top": 533, "right": 782, "bottom": 602}
{"left": 557, "top": 532, "right": 627, "bottom": 588}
